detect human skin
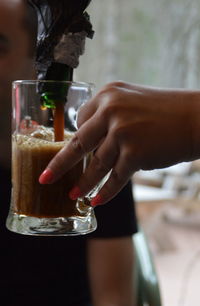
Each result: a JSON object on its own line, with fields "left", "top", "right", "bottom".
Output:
{"left": 39, "top": 81, "right": 200, "bottom": 205}
{"left": 0, "top": 0, "right": 34, "bottom": 102}
{"left": 1, "top": 3, "right": 136, "bottom": 304}
{"left": 0, "top": 0, "right": 35, "bottom": 168}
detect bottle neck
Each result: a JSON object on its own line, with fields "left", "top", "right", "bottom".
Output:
{"left": 44, "top": 62, "right": 73, "bottom": 81}
{"left": 39, "top": 62, "right": 73, "bottom": 109}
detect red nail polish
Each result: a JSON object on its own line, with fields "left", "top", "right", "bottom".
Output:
{"left": 91, "top": 194, "right": 102, "bottom": 207}
{"left": 39, "top": 169, "right": 54, "bottom": 184}
{"left": 69, "top": 186, "right": 81, "bottom": 200}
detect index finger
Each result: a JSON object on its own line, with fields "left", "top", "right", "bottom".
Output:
{"left": 39, "top": 113, "right": 107, "bottom": 184}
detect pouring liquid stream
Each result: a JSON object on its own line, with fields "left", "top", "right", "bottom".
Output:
{"left": 54, "top": 101, "right": 65, "bottom": 142}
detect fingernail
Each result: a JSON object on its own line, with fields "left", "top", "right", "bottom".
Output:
{"left": 39, "top": 169, "right": 54, "bottom": 184}
{"left": 91, "top": 194, "right": 103, "bottom": 207}
{"left": 69, "top": 186, "right": 81, "bottom": 200}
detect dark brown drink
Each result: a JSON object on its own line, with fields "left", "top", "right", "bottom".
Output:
{"left": 12, "top": 128, "right": 85, "bottom": 218}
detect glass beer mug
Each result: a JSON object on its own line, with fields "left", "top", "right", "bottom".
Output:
{"left": 6, "top": 80, "right": 97, "bottom": 236}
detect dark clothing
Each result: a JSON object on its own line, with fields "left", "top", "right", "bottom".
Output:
{"left": 90, "top": 182, "right": 137, "bottom": 238}
{"left": 0, "top": 166, "right": 137, "bottom": 305}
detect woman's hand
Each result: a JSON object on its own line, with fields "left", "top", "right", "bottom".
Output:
{"left": 39, "top": 82, "right": 198, "bottom": 206}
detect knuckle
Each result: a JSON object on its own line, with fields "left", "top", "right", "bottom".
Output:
{"left": 110, "top": 169, "right": 124, "bottom": 185}
{"left": 124, "top": 146, "right": 140, "bottom": 163}
{"left": 111, "top": 124, "right": 127, "bottom": 140}
{"left": 70, "top": 134, "right": 86, "bottom": 155}
{"left": 122, "top": 148, "right": 141, "bottom": 172}
{"left": 91, "top": 154, "right": 110, "bottom": 174}
{"left": 122, "top": 148, "right": 134, "bottom": 161}
{"left": 98, "top": 84, "right": 121, "bottom": 103}
{"left": 100, "top": 102, "right": 117, "bottom": 120}
{"left": 97, "top": 93, "right": 121, "bottom": 121}
{"left": 103, "top": 81, "right": 126, "bottom": 89}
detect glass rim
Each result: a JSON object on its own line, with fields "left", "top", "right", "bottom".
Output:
{"left": 12, "top": 80, "right": 95, "bottom": 88}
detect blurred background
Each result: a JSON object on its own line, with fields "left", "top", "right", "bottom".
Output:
{"left": 76, "top": 0, "right": 200, "bottom": 305}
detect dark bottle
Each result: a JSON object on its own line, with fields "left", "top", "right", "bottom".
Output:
{"left": 31, "top": 0, "right": 94, "bottom": 140}
{"left": 40, "top": 63, "right": 73, "bottom": 109}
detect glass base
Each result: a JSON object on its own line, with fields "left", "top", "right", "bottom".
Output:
{"left": 6, "top": 212, "right": 97, "bottom": 236}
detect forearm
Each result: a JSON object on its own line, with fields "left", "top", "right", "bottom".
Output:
{"left": 165, "top": 89, "right": 200, "bottom": 164}
{"left": 87, "top": 237, "right": 135, "bottom": 306}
